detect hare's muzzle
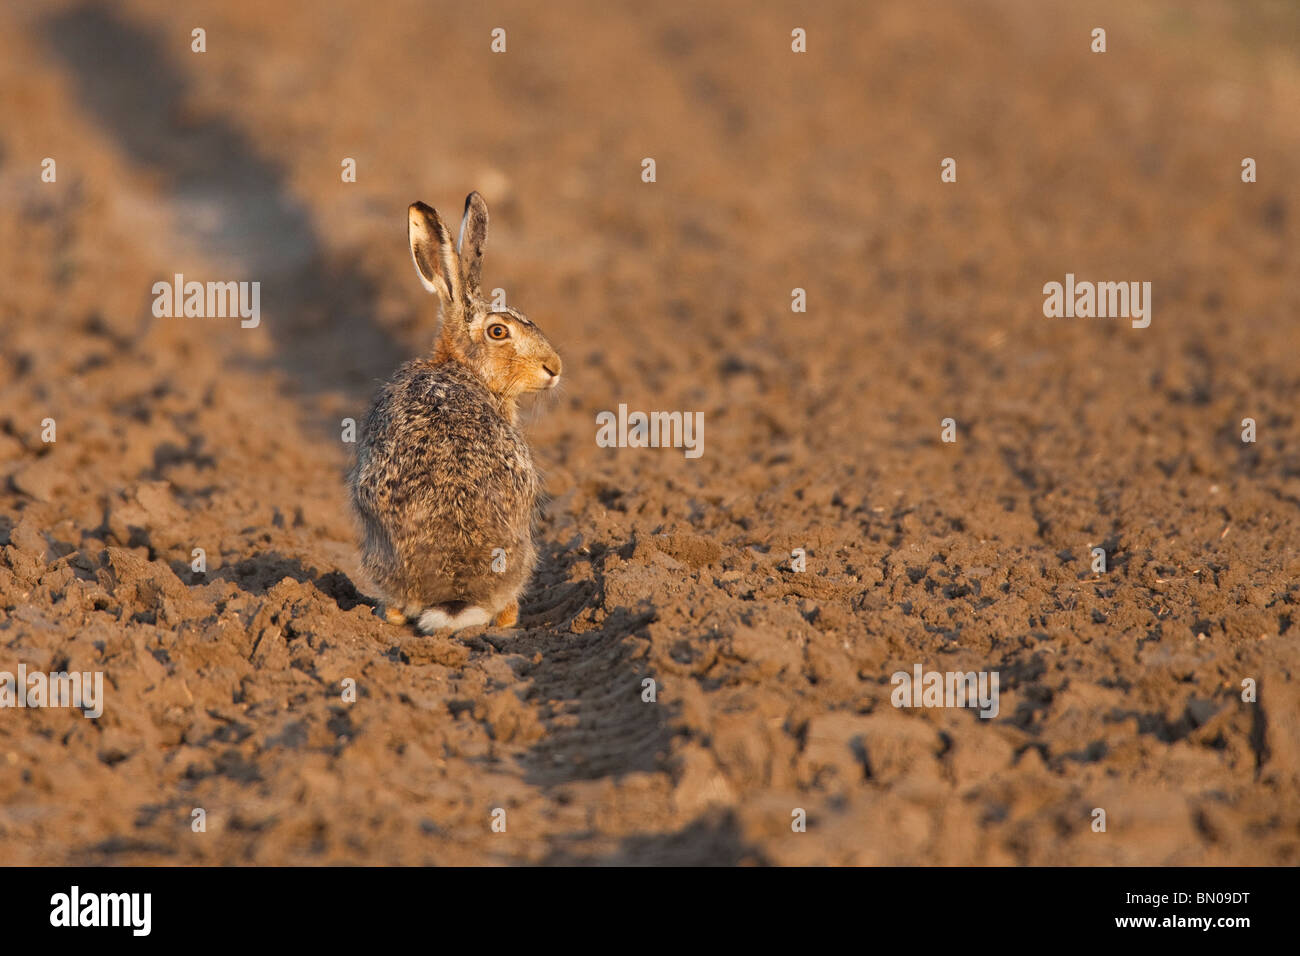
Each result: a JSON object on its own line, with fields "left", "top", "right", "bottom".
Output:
{"left": 542, "top": 358, "right": 562, "bottom": 388}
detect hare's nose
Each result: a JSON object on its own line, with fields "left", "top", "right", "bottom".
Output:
{"left": 543, "top": 357, "right": 562, "bottom": 379}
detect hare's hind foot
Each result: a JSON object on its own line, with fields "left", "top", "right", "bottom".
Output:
{"left": 382, "top": 603, "right": 425, "bottom": 626}
{"left": 417, "top": 602, "right": 490, "bottom": 634}
{"left": 493, "top": 601, "right": 519, "bottom": 628}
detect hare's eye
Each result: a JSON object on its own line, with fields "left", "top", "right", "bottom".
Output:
{"left": 487, "top": 324, "right": 510, "bottom": 341}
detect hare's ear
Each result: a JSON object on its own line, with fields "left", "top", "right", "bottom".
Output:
{"left": 408, "top": 201, "right": 463, "bottom": 310}
{"left": 457, "top": 191, "right": 489, "bottom": 300}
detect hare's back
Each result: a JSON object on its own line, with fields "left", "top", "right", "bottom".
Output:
{"left": 357, "top": 362, "right": 535, "bottom": 518}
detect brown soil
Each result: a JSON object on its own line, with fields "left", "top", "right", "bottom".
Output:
{"left": 1, "top": 0, "right": 1298, "bottom": 865}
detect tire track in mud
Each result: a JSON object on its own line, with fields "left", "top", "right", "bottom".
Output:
{"left": 518, "top": 612, "right": 668, "bottom": 785}
{"left": 3, "top": 5, "right": 404, "bottom": 862}
{"left": 41, "top": 2, "right": 403, "bottom": 396}
{"left": 508, "top": 544, "right": 680, "bottom": 788}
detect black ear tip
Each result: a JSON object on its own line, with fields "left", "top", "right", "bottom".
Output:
{"left": 409, "top": 201, "right": 439, "bottom": 226}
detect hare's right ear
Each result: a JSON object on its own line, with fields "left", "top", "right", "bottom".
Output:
{"left": 457, "top": 191, "right": 489, "bottom": 300}
{"left": 408, "top": 201, "right": 463, "bottom": 312}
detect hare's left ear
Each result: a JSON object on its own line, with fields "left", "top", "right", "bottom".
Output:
{"left": 408, "top": 201, "right": 463, "bottom": 317}
{"left": 457, "top": 191, "right": 489, "bottom": 300}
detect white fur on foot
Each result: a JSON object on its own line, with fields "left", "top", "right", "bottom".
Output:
{"left": 417, "top": 605, "right": 490, "bottom": 634}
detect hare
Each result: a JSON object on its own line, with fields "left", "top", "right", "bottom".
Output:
{"left": 348, "top": 192, "right": 562, "bottom": 633}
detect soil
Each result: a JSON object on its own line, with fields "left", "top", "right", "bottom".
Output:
{"left": 1, "top": 0, "right": 1298, "bottom": 864}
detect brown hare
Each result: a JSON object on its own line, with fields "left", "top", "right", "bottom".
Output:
{"left": 348, "top": 193, "right": 562, "bottom": 633}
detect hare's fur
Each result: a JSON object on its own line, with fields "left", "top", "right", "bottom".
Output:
{"left": 348, "top": 193, "right": 561, "bottom": 633}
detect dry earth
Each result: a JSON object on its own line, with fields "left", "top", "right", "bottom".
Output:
{"left": 1, "top": 0, "right": 1298, "bottom": 864}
